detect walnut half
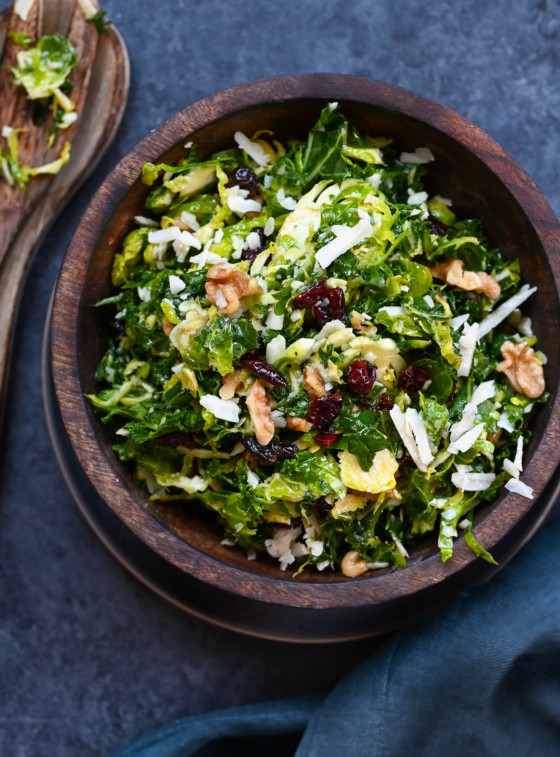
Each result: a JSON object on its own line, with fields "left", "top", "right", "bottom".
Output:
{"left": 246, "top": 378, "right": 275, "bottom": 445}
{"left": 430, "top": 258, "right": 501, "bottom": 299}
{"left": 205, "top": 263, "right": 261, "bottom": 315}
{"left": 302, "top": 365, "right": 326, "bottom": 399}
{"left": 497, "top": 340, "right": 545, "bottom": 399}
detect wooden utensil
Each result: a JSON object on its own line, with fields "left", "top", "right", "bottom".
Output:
{"left": 0, "top": 0, "right": 129, "bottom": 430}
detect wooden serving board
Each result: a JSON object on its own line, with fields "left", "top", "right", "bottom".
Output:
{"left": 0, "top": 1, "right": 130, "bottom": 431}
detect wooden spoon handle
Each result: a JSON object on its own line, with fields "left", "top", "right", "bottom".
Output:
{"left": 0, "top": 0, "right": 99, "bottom": 269}
{"left": 0, "top": 0, "right": 104, "bottom": 431}
{"left": 0, "top": 0, "right": 43, "bottom": 265}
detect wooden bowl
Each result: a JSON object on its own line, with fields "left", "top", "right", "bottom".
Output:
{"left": 50, "top": 74, "right": 560, "bottom": 639}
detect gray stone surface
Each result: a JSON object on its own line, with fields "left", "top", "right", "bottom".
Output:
{"left": 1, "top": 0, "right": 560, "bottom": 754}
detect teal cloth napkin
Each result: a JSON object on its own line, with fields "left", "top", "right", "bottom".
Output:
{"left": 114, "top": 521, "right": 560, "bottom": 757}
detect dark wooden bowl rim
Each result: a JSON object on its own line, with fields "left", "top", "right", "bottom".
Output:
{"left": 51, "top": 74, "right": 560, "bottom": 611}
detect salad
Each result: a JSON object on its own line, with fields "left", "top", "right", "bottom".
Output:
{"left": 89, "top": 104, "right": 547, "bottom": 577}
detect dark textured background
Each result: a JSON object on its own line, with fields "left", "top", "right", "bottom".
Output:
{"left": 1, "top": 1, "right": 560, "bottom": 755}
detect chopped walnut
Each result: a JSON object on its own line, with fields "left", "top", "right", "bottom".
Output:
{"left": 286, "top": 416, "right": 312, "bottom": 433}
{"left": 205, "top": 263, "right": 262, "bottom": 315}
{"left": 341, "top": 550, "right": 369, "bottom": 578}
{"left": 497, "top": 340, "right": 545, "bottom": 399}
{"left": 219, "top": 370, "right": 242, "bottom": 400}
{"left": 162, "top": 316, "right": 174, "bottom": 337}
{"left": 246, "top": 378, "right": 274, "bottom": 445}
{"left": 303, "top": 365, "right": 326, "bottom": 399}
{"left": 430, "top": 258, "right": 501, "bottom": 299}
{"left": 350, "top": 310, "right": 377, "bottom": 334}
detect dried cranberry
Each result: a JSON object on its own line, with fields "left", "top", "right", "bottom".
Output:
{"left": 291, "top": 281, "right": 346, "bottom": 326}
{"left": 291, "top": 280, "right": 328, "bottom": 309}
{"left": 394, "top": 454, "right": 415, "bottom": 479}
{"left": 308, "top": 392, "right": 344, "bottom": 430}
{"left": 313, "top": 286, "right": 346, "bottom": 327}
{"left": 155, "top": 431, "right": 194, "bottom": 448}
{"left": 110, "top": 318, "right": 126, "bottom": 337}
{"left": 398, "top": 365, "right": 432, "bottom": 393}
{"left": 313, "top": 432, "right": 341, "bottom": 447}
{"left": 375, "top": 394, "right": 394, "bottom": 413}
{"left": 346, "top": 360, "right": 377, "bottom": 396}
{"left": 240, "top": 355, "right": 288, "bottom": 388}
{"left": 241, "top": 226, "right": 266, "bottom": 263}
{"left": 241, "top": 437, "right": 298, "bottom": 466}
{"left": 428, "top": 215, "right": 447, "bottom": 237}
{"left": 227, "top": 165, "right": 259, "bottom": 198}
{"left": 312, "top": 496, "right": 332, "bottom": 517}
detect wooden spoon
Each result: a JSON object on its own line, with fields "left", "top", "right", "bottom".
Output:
{"left": 0, "top": 0, "right": 129, "bottom": 429}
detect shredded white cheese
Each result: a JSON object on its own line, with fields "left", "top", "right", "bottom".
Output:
{"left": 188, "top": 250, "right": 224, "bottom": 268}
{"left": 134, "top": 215, "right": 158, "bottom": 227}
{"left": 514, "top": 435, "right": 524, "bottom": 470}
{"left": 264, "top": 217, "right": 275, "bottom": 236}
{"left": 457, "top": 322, "right": 479, "bottom": 377}
{"left": 400, "top": 147, "right": 435, "bottom": 164}
{"left": 227, "top": 194, "right": 262, "bottom": 215}
{"left": 245, "top": 231, "right": 262, "bottom": 250}
{"left": 266, "top": 335, "right": 286, "bottom": 365}
{"left": 471, "top": 380, "right": 496, "bottom": 406}
{"left": 270, "top": 409, "right": 287, "bottom": 428}
{"left": 390, "top": 406, "right": 433, "bottom": 472}
{"left": 180, "top": 211, "right": 200, "bottom": 231}
{"left": 199, "top": 395, "right": 240, "bottom": 423}
{"left": 505, "top": 478, "right": 534, "bottom": 499}
{"left": 451, "top": 464, "right": 496, "bottom": 491}
{"left": 366, "top": 173, "right": 382, "bottom": 189}
{"left": 234, "top": 131, "right": 269, "bottom": 166}
{"left": 148, "top": 227, "right": 181, "bottom": 244}
{"left": 478, "top": 284, "right": 537, "bottom": 338}
{"left": 276, "top": 188, "right": 298, "bottom": 211}
{"left": 378, "top": 306, "right": 405, "bottom": 318}
{"left": 168, "top": 275, "right": 185, "bottom": 295}
{"left": 315, "top": 209, "right": 373, "bottom": 268}
{"left": 448, "top": 423, "right": 485, "bottom": 454}
{"left": 173, "top": 230, "right": 202, "bottom": 262}
{"left": 265, "top": 310, "right": 284, "bottom": 330}
{"left": 449, "top": 313, "right": 470, "bottom": 331}
{"left": 503, "top": 459, "right": 520, "bottom": 478}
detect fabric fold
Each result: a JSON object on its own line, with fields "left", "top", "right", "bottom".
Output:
{"left": 114, "top": 522, "right": 560, "bottom": 757}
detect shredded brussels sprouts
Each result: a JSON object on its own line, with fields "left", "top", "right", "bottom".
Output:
{"left": 89, "top": 104, "right": 547, "bottom": 576}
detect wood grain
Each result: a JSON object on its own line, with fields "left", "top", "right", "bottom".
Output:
{"left": 51, "top": 75, "right": 560, "bottom": 619}
{"left": 0, "top": 2, "right": 129, "bottom": 431}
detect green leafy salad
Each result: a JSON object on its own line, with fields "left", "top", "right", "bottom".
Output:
{"left": 89, "top": 103, "right": 547, "bottom": 577}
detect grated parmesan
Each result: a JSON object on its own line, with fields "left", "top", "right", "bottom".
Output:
{"left": 471, "top": 380, "right": 496, "bottom": 406}
{"left": 478, "top": 284, "right": 537, "bottom": 338}
{"left": 199, "top": 395, "right": 240, "bottom": 423}
{"left": 451, "top": 464, "right": 496, "bottom": 491}
{"left": 400, "top": 147, "right": 435, "bottom": 164}
{"left": 505, "top": 478, "right": 534, "bottom": 499}
{"left": 390, "top": 405, "right": 433, "bottom": 472}
{"left": 227, "top": 194, "right": 262, "bottom": 215}
{"left": 315, "top": 209, "right": 373, "bottom": 268}
{"left": 234, "top": 131, "right": 270, "bottom": 166}
{"left": 169, "top": 275, "right": 186, "bottom": 295}
{"left": 457, "top": 322, "right": 479, "bottom": 377}
{"left": 266, "top": 335, "right": 286, "bottom": 365}
{"left": 265, "top": 310, "right": 284, "bottom": 330}
{"left": 276, "top": 188, "right": 298, "bottom": 211}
